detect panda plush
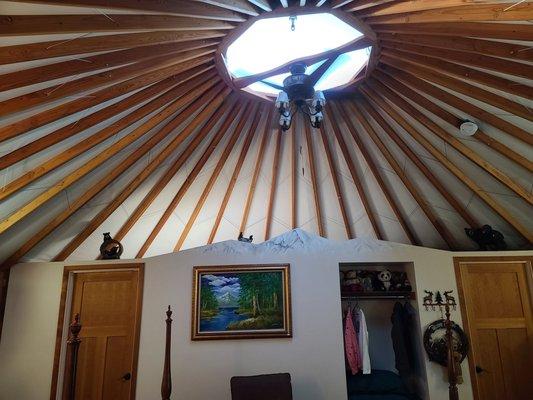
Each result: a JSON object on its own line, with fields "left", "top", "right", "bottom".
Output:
{"left": 377, "top": 270, "right": 392, "bottom": 291}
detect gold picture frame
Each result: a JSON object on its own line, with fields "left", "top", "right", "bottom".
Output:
{"left": 192, "top": 264, "right": 292, "bottom": 340}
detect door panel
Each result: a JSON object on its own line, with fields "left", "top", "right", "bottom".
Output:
{"left": 456, "top": 258, "right": 533, "bottom": 400}
{"left": 67, "top": 270, "right": 142, "bottom": 400}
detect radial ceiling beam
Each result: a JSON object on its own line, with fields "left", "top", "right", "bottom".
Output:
{"left": 247, "top": 0, "right": 272, "bottom": 12}
{"left": 0, "top": 84, "right": 230, "bottom": 270}
{"left": 318, "top": 122, "right": 354, "bottom": 239}
{"left": 0, "top": 30, "right": 225, "bottom": 66}
{"left": 347, "top": 94, "right": 457, "bottom": 249}
{"left": 373, "top": 22, "right": 533, "bottom": 41}
{"left": 54, "top": 90, "right": 232, "bottom": 262}
{"left": 265, "top": 127, "right": 284, "bottom": 240}
{"left": 376, "top": 33, "right": 533, "bottom": 62}
{"left": 0, "top": 79, "right": 225, "bottom": 236}
{"left": 0, "top": 69, "right": 217, "bottom": 202}
{"left": 364, "top": 2, "right": 533, "bottom": 22}
{"left": 355, "top": 98, "right": 479, "bottom": 230}
{"left": 303, "top": 120, "right": 325, "bottom": 237}
{"left": 0, "top": 54, "right": 214, "bottom": 144}
{"left": 0, "top": 39, "right": 219, "bottom": 93}
{"left": 279, "top": 0, "right": 289, "bottom": 7}
{"left": 240, "top": 107, "right": 274, "bottom": 234}
{"left": 0, "top": 14, "right": 235, "bottom": 36}
{"left": 136, "top": 102, "right": 254, "bottom": 258}
{"left": 190, "top": 0, "right": 260, "bottom": 15}
{"left": 12, "top": 0, "right": 247, "bottom": 21}
{"left": 233, "top": 36, "right": 373, "bottom": 89}
{"left": 114, "top": 99, "right": 243, "bottom": 249}
{"left": 374, "top": 69, "right": 533, "bottom": 173}
{"left": 361, "top": 84, "right": 533, "bottom": 243}
{"left": 343, "top": 0, "right": 396, "bottom": 12}
{"left": 175, "top": 104, "right": 264, "bottom": 251}
{"left": 325, "top": 108, "right": 384, "bottom": 240}
{"left": 380, "top": 47, "right": 533, "bottom": 100}
{"left": 333, "top": 101, "right": 418, "bottom": 245}
{"left": 367, "top": 78, "right": 533, "bottom": 205}
{"left": 291, "top": 125, "right": 298, "bottom": 229}
{"left": 380, "top": 54, "right": 533, "bottom": 123}
{"left": 0, "top": 47, "right": 217, "bottom": 118}
{"left": 377, "top": 63, "right": 533, "bottom": 148}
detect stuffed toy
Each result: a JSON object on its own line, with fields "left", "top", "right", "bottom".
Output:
{"left": 360, "top": 271, "right": 374, "bottom": 292}
{"left": 377, "top": 269, "right": 392, "bottom": 291}
{"left": 343, "top": 270, "right": 364, "bottom": 292}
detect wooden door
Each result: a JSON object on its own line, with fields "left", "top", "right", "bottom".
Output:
{"left": 455, "top": 257, "right": 533, "bottom": 400}
{"left": 67, "top": 269, "right": 142, "bottom": 400}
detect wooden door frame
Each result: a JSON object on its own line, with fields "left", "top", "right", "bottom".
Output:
{"left": 49, "top": 263, "right": 144, "bottom": 400}
{"left": 454, "top": 255, "right": 533, "bottom": 400}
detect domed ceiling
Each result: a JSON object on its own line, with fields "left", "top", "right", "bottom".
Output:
{"left": 0, "top": 0, "right": 532, "bottom": 267}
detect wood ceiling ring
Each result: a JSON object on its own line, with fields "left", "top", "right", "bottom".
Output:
{"left": 215, "top": 4, "right": 377, "bottom": 97}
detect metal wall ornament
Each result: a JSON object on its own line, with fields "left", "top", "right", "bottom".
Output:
{"left": 99, "top": 232, "right": 123, "bottom": 259}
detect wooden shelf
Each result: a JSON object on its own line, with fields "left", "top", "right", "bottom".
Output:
{"left": 341, "top": 291, "right": 415, "bottom": 300}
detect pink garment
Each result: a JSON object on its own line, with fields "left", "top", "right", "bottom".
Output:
{"left": 344, "top": 308, "right": 361, "bottom": 375}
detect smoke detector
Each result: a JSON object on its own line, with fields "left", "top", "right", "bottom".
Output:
{"left": 459, "top": 121, "right": 478, "bottom": 136}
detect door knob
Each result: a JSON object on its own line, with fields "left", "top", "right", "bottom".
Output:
{"left": 475, "top": 365, "right": 485, "bottom": 374}
{"left": 121, "top": 372, "right": 131, "bottom": 381}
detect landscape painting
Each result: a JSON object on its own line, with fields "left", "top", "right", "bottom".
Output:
{"left": 192, "top": 264, "right": 292, "bottom": 340}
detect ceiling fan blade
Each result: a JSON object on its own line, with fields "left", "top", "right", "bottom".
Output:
{"left": 309, "top": 54, "right": 340, "bottom": 86}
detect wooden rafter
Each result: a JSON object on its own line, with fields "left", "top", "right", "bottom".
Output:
{"left": 324, "top": 108, "right": 385, "bottom": 240}
{"left": 12, "top": 0, "right": 247, "bottom": 21}
{"left": 174, "top": 102, "right": 263, "bottom": 251}
{"left": 333, "top": 101, "right": 419, "bottom": 245}
{"left": 360, "top": 84, "right": 533, "bottom": 243}
{"left": 291, "top": 125, "right": 298, "bottom": 229}
{"left": 239, "top": 107, "right": 274, "bottom": 233}
{"left": 54, "top": 93, "right": 232, "bottom": 262}
{"left": 373, "top": 68, "right": 533, "bottom": 172}
{"left": 0, "top": 68, "right": 217, "bottom": 202}
{"left": 377, "top": 63, "right": 533, "bottom": 146}
{"left": 303, "top": 119, "right": 325, "bottom": 237}
{"left": 317, "top": 122, "right": 354, "bottom": 239}
{"left": 264, "top": 128, "right": 284, "bottom": 240}
{"left": 135, "top": 102, "right": 255, "bottom": 258}
{"left": 367, "top": 78, "right": 533, "bottom": 205}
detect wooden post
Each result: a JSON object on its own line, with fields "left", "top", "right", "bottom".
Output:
{"left": 62, "top": 313, "right": 81, "bottom": 400}
{"left": 445, "top": 303, "right": 459, "bottom": 400}
{"left": 161, "top": 306, "right": 172, "bottom": 400}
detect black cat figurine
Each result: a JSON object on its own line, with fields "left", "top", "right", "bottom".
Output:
{"left": 238, "top": 232, "right": 253, "bottom": 243}
{"left": 465, "top": 225, "right": 506, "bottom": 250}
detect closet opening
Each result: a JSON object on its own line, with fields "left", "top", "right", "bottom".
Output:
{"left": 339, "top": 262, "right": 428, "bottom": 400}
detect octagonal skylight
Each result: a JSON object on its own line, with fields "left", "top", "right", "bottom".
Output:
{"left": 225, "top": 13, "right": 372, "bottom": 95}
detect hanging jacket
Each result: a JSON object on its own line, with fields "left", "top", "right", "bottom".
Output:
{"left": 344, "top": 308, "right": 361, "bottom": 375}
{"left": 356, "top": 308, "right": 371, "bottom": 374}
{"left": 391, "top": 302, "right": 411, "bottom": 383}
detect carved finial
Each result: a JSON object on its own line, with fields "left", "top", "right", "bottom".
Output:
{"left": 166, "top": 305, "right": 172, "bottom": 322}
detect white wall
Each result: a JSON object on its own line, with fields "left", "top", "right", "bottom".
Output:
{"left": 1, "top": 230, "right": 530, "bottom": 400}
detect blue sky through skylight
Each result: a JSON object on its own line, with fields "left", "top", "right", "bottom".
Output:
{"left": 226, "top": 13, "right": 370, "bottom": 95}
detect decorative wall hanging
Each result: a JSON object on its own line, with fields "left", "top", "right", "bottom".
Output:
{"left": 99, "top": 232, "right": 123, "bottom": 259}
{"left": 191, "top": 264, "right": 292, "bottom": 340}
{"left": 423, "top": 290, "right": 466, "bottom": 400}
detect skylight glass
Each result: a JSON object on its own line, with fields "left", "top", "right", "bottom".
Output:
{"left": 226, "top": 13, "right": 369, "bottom": 95}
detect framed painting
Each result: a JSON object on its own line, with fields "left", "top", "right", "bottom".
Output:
{"left": 191, "top": 264, "right": 292, "bottom": 340}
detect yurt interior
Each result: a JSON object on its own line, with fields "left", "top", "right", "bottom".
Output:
{"left": 0, "top": 1, "right": 532, "bottom": 400}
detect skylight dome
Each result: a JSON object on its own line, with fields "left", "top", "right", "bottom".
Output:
{"left": 225, "top": 13, "right": 371, "bottom": 95}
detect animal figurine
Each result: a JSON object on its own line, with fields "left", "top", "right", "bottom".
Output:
{"left": 392, "top": 272, "right": 412, "bottom": 292}
{"left": 443, "top": 290, "right": 457, "bottom": 308}
{"left": 343, "top": 270, "right": 364, "bottom": 292}
{"left": 465, "top": 225, "right": 506, "bottom": 250}
{"left": 423, "top": 290, "right": 434, "bottom": 307}
{"left": 377, "top": 270, "right": 392, "bottom": 291}
{"left": 99, "top": 232, "right": 123, "bottom": 260}
{"left": 361, "top": 272, "right": 374, "bottom": 292}
{"left": 238, "top": 232, "right": 253, "bottom": 243}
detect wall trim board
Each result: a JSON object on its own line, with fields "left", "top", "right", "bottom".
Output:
{"left": 453, "top": 255, "right": 533, "bottom": 400}
{"left": 49, "top": 263, "right": 145, "bottom": 400}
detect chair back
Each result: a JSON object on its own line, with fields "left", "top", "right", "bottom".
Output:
{"left": 230, "top": 373, "right": 293, "bottom": 400}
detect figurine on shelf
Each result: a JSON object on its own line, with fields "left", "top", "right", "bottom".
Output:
{"left": 423, "top": 290, "right": 434, "bottom": 308}
{"left": 377, "top": 269, "right": 392, "bottom": 291}
{"left": 361, "top": 272, "right": 374, "bottom": 292}
{"left": 465, "top": 224, "right": 506, "bottom": 250}
{"left": 238, "top": 232, "right": 253, "bottom": 243}
{"left": 343, "top": 270, "right": 364, "bottom": 292}
{"left": 99, "top": 232, "right": 123, "bottom": 260}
